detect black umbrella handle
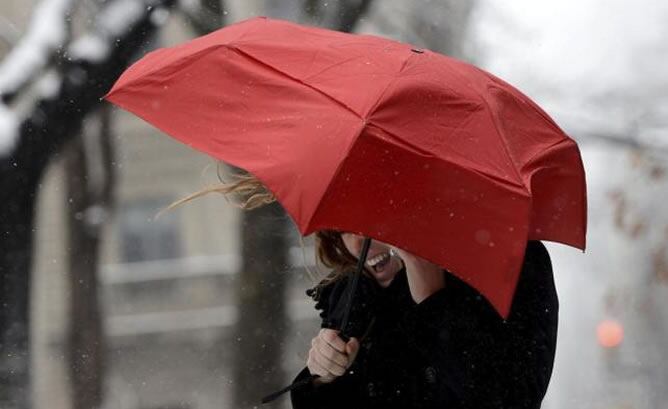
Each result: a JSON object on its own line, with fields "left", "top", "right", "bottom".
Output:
{"left": 339, "top": 237, "right": 371, "bottom": 341}
{"left": 261, "top": 237, "right": 372, "bottom": 404}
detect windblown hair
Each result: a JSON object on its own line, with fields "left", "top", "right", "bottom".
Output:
{"left": 167, "top": 165, "right": 275, "bottom": 211}
{"left": 170, "top": 163, "right": 356, "bottom": 285}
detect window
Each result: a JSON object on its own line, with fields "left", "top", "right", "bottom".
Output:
{"left": 119, "top": 199, "right": 181, "bottom": 262}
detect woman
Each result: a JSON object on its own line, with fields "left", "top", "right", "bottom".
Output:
{"left": 176, "top": 173, "right": 559, "bottom": 409}
{"left": 290, "top": 231, "right": 559, "bottom": 409}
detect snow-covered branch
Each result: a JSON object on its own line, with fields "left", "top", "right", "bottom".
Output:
{"left": 0, "top": 0, "right": 74, "bottom": 158}
{"left": 69, "top": 0, "right": 155, "bottom": 62}
{"left": 574, "top": 130, "right": 668, "bottom": 157}
{"left": 0, "top": 0, "right": 176, "bottom": 160}
{"left": 559, "top": 106, "right": 668, "bottom": 156}
{"left": 0, "top": 0, "right": 74, "bottom": 101}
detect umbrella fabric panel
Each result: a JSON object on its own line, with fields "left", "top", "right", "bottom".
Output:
{"left": 108, "top": 42, "right": 366, "bottom": 225}
{"left": 526, "top": 140, "right": 587, "bottom": 249}
{"left": 364, "top": 54, "right": 587, "bottom": 253}
{"left": 369, "top": 52, "right": 574, "bottom": 187}
{"left": 307, "top": 126, "right": 533, "bottom": 317}
{"left": 234, "top": 18, "right": 412, "bottom": 117}
{"left": 111, "top": 18, "right": 258, "bottom": 90}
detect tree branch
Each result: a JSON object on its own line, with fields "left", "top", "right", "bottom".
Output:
{"left": 334, "top": 0, "right": 374, "bottom": 32}
{"left": 576, "top": 130, "right": 668, "bottom": 157}
{"left": 1, "top": 0, "right": 178, "bottom": 202}
{"left": 178, "top": 0, "right": 226, "bottom": 36}
{"left": 0, "top": 0, "right": 74, "bottom": 103}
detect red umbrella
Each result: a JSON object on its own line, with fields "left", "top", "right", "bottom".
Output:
{"left": 106, "top": 16, "right": 586, "bottom": 318}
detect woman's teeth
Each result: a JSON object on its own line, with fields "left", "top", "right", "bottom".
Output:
{"left": 367, "top": 252, "right": 390, "bottom": 271}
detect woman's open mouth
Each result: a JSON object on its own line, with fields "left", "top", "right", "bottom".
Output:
{"left": 367, "top": 252, "right": 391, "bottom": 273}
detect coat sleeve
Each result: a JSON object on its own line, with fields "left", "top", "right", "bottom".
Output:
{"left": 289, "top": 365, "right": 362, "bottom": 409}
{"left": 398, "top": 241, "right": 558, "bottom": 409}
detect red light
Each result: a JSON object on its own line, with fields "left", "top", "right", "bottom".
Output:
{"left": 597, "top": 319, "right": 624, "bottom": 348}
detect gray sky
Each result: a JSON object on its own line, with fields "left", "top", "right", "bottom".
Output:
{"left": 469, "top": 0, "right": 668, "bottom": 144}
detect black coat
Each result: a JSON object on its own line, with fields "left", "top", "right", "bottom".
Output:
{"left": 290, "top": 241, "right": 558, "bottom": 409}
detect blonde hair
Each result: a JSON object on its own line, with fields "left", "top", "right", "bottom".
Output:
{"left": 165, "top": 163, "right": 276, "bottom": 211}
{"left": 166, "top": 163, "right": 347, "bottom": 284}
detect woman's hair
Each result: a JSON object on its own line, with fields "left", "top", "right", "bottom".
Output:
{"left": 166, "top": 165, "right": 275, "bottom": 211}
{"left": 170, "top": 163, "right": 356, "bottom": 285}
{"left": 313, "top": 229, "right": 360, "bottom": 284}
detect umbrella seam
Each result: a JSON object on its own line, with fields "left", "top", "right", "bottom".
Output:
{"left": 362, "top": 48, "right": 415, "bottom": 119}
{"left": 362, "top": 52, "right": 527, "bottom": 193}
{"left": 523, "top": 138, "right": 587, "bottom": 250}
{"left": 107, "top": 45, "right": 233, "bottom": 98}
{"left": 475, "top": 87, "right": 527, "bottom": 191}
{"left": 305, "top": 121, "right": 367, "bottom": 231}
{"left": 487, "top": 74, "right": 565, "bottom": 137}
{"left": 440, "top": 62, "right": 528, "bottom": 192}
{"left": 367, "top": 122, "right": 530, "bottom": 195}
{"left": 229, "top": 45, "right": 364, "bottom": 121}
{"left": 521, "top": 138, "right": 572, "bottom": 168}
{"left": 108, "top": 18, "right": 263, "bottom": 96}
{"left": 226, "top": 45, "right": 371, "bottom": 227}
{"left": 306, "top": 50, "right": 416, "bottom": 230}
{"left": 112, "top": 41, "right": 365, "bottom": 124}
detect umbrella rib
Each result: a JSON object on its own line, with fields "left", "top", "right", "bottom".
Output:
{"left": 361, "top": 49, "right": 415, "bottom": 119}
{"left": 521, "top": 137, "right": 574, "bottom": 167}
{"left": 227, "top": 45, "right": 379, "bottom": 229}
{"left": 368, "top": 122, "right": 530, "bottom": 195}
{"left": 107, "top": 45, "right": 231, "bottom": 99}
{"left": 305, "top": 121, "right": 367, "bottom": 231}
{"left": 442, "top": 62, "right": 527, "bottom": 186}
{"left": 479, "top": 87, "right": 526, "bottom": 185}
{"left": 302, "top": 49, "right": 427, "bottom": 230}
{"left": 302, "top": 54, "right": 374, "bottom": 82}
{"left": 354, "top": 52, "right": 528, "bottom": 193}
{"left": 229, "top": 45, "right": 364, "bottom": 121}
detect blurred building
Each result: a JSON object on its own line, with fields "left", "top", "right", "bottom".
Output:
{"left": 1, "top": 2, "right": 318, "bottom": 408}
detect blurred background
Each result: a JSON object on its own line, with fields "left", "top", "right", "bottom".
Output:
{"left": 0, "top": 0, "right": 666, "bottom": 408}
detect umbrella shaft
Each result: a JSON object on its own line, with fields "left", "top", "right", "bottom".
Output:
{"left": 261, "top": 237, "right": 371, "bottom": 404}
{"left": 340, "top": 237, "right": 371, "bottom": 341}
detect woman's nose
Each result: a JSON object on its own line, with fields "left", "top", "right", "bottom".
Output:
{"left": 350, "top": 234, "right": 364, "bottom": 253}
{"left": 342, "top": 232, "right": 365, "bottom": 256}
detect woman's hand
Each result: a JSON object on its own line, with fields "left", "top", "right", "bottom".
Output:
{"left": 307, "top": 329, "right": 359, "bottom": 385}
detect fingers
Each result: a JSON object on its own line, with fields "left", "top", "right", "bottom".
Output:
{"left": 312, "top": 335, "right": 348, "bottom": 373}
{"left": 317, "top": 329, "right": 350, "bottom": 367}
{"left": 313, "top": 349, "right": 347, "bottom": 376}
{"left": 320, "top": 329, "right": 346, "bottom": 353}
{"left": 345, "top": 337, "right": 360, "bottom": 365}
{"left": 306, "top": 330, "right": 354, "bottom": 381}
{"left": 307, "top": 349, "right": 335, "bottom": 381}
{"left": 345, "top": 337, "right": 359, "bottom": 355}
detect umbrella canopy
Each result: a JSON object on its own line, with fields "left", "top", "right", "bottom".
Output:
{"left": 106, "top": 16, "right": 587, "bottom": 318}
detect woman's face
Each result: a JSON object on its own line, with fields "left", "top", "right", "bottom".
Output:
{"left": 340, "top": 233, "right": 404, "bottom": 288}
